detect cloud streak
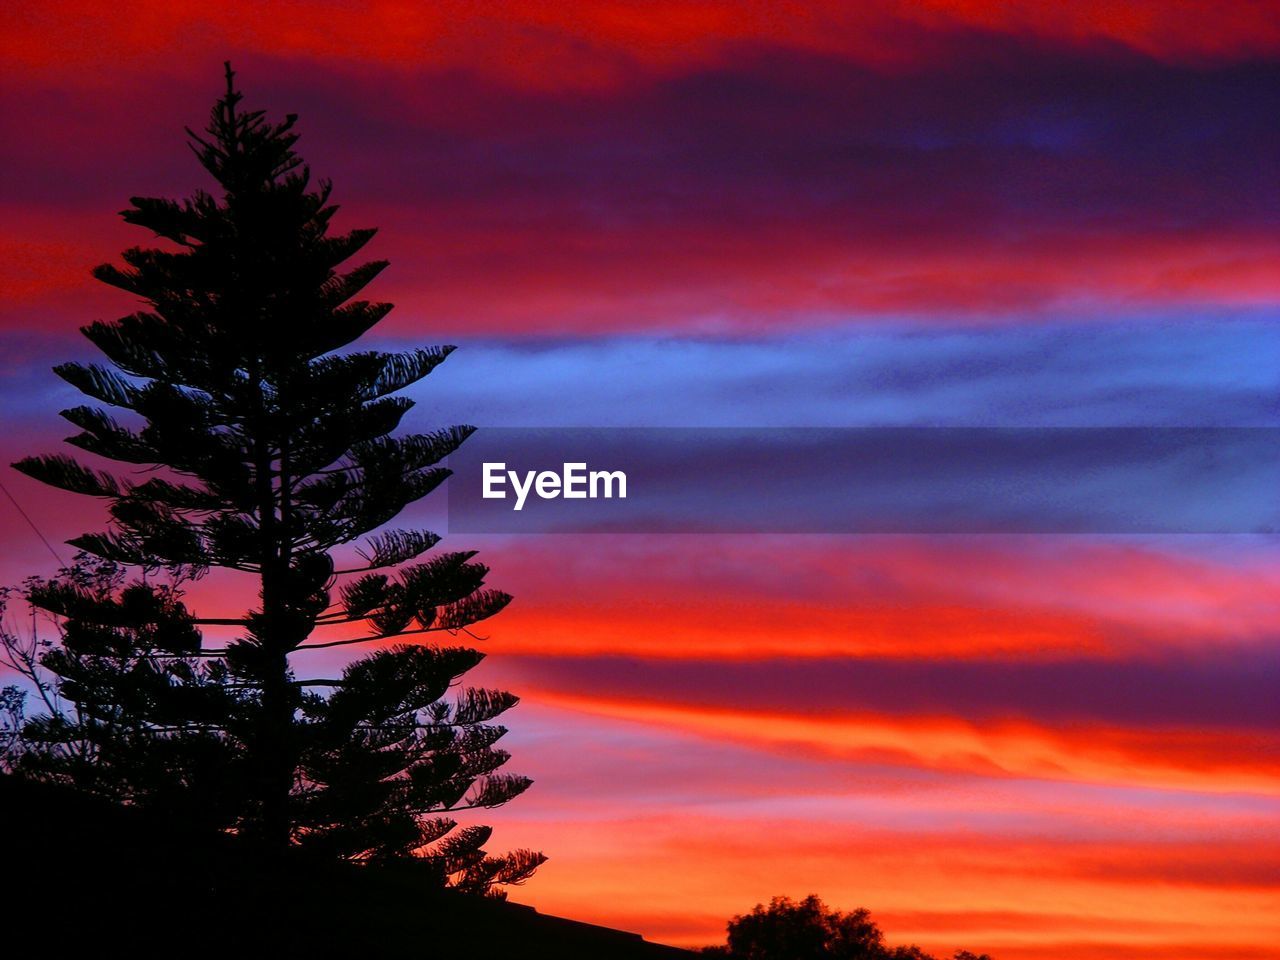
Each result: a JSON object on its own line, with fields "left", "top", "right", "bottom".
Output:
{"left": 3, "top": 8, "right": 1278, "bottom": 334}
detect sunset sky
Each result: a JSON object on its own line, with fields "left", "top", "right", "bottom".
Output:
{"left": 2, "top": 3, "right": 1279, "bottom": 957}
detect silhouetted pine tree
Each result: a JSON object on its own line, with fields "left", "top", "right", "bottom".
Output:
{"left": 10, "top": 64, "right": 544, "bottom": 894}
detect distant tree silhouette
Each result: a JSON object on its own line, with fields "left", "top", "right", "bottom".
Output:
{"left": 7, "top": 64, "right": 543, "bottom": 894}
{"left": 702, "top": 896, "right": 993, "bottom": 960}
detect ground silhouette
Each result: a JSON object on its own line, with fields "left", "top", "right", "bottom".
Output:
{"left": 1, "top": 774, "right": 691, "bottom": 957}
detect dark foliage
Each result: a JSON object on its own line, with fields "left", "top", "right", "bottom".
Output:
{"left": 6, "top": 64, "right": 542, "bottom": 894}
{"left": 703, "top": 896, "right": 993, "bottom": 960}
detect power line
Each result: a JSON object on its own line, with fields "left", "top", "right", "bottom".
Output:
{"left": 0, "top": 476, "right": 65, "bottom": 566}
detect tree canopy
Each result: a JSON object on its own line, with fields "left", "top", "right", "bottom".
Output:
{"left": 5, "top": 64, "right": 543, "bottom": 894}
{"left": 703, "top": 896, "right": 993, "bottom": 960}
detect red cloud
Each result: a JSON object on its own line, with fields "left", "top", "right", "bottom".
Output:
{"left": 474, "top": 536, "right": 1280, "bottom": 660}
{"left": 7, "top": 2, "right": 1280, "bottom": 87}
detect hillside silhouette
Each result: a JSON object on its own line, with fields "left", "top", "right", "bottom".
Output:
{"left": 1, "top": 774, "right": 691, "bottom": 957}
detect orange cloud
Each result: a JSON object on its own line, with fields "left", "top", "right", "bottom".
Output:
{"left": 486, "top": 813, "right": 1280, "bottom": 954}
{"left": 528, "top": 690, "right": 1280, "bottom": 795}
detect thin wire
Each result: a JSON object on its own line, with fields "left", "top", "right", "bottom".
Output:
{"left": 0, "top": 476, "right": 65, "bottom": 566}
